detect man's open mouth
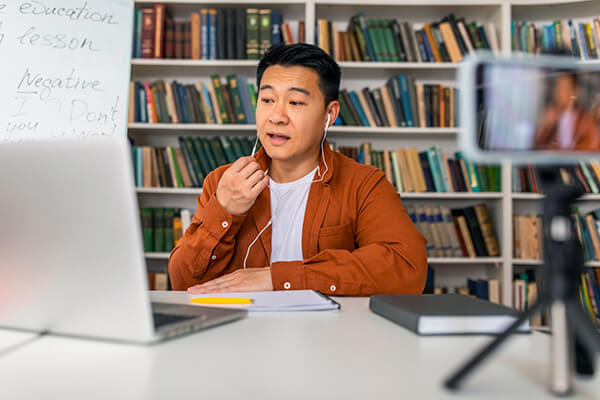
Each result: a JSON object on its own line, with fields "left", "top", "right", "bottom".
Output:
{"left": 267, "top": 133, "right": 290, "bottom": 141}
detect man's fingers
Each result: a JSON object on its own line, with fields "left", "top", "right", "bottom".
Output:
{"left": 191, "top": 283, "right": 251, "bottom": 294}
{"left": 246, "top": 169, "right": 267, "bottom": 188}
{"left": 229, "top": 156, "right": 256, "bottom": 173}
{"left": 187, "top": 272, "right": 242, "bottom": 293}
{"left": 249, "top": 175, "right": 269, "bottom": 197}
{"left": 239, "top": 160, "right": 263, "bottom": 179}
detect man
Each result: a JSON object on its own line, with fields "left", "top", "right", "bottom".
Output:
{"left": 168, "top": 43, "right": 427, "bottom": 296}
{"left": 533, "top": 71, "right": 600, "bottom": 151}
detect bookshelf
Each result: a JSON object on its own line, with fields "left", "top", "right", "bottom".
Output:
{"left": 130, "top": 0, "right": 600, "bottom": 309}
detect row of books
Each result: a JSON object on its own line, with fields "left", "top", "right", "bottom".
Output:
{"left": 133, "top": 5, "right": 302, "bottom": 60}
{"left": 580, "top": 269, "right": 600, "bottom": 326}
{"left": 338, "top": 144, "right": 500, "bottom": 193}
{"left": 425, "top": 268, "right": 501, "bottom": 303}
{"left": 513, "top": 213, "right": 543, "bottom": 260}
{"left": 512, "top": 19, "right": 600, "bottom": 60}
{"left": 337, "top": 80, "right": 458, "bottom": 128}
{"left": 407, "top": 203, "right": 500, "bottom": 258}
{"left": 515, "top": 207, "right": 600, "bottom": 263}
{"left": 514, "top": 267, "right": 600, "bottom": 327}
{"left": 571, "top": 208, "right": 600, "bottom": 263}
{"left": 132, "top": 137, "right": 256, "bottom": 188}
{"left": 317, "top": 13, "right": 498, "bottom": 63}
{"left": 512, "top": 269, "right": 545, "bottom": 326}
{"left": 513, "top": 162, "right": 600, "bottom": 194}
{"left": 148, "top": 271, "right": 170, "bottom": 291}
{"left": 140, "top": 207, "right": 193, "bottom": 253}
{"left": 129, "top": 76, "right": 456, "bottom": 128}
{"left": 129, "top": 76, "right": 257, "bottom": 125}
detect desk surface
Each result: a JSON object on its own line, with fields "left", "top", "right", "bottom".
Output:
{"left": 0, "top": 292, "right": 598, "bottom": 400}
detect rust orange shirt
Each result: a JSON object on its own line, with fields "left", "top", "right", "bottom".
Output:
{"left": 168, "top": 141, "right": 427, "bottom": 296}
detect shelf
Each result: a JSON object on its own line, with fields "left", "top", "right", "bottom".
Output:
{"left": 128, "top": 123, "right": 256, "bottom": 135}
{"left": 136, "top": 187, "right": 203, "bottom": 194}
{"left": 328, "top": 126, "right": 459, "bottom": 136}
{"left": 314, "top": 0, "right": 504, "bottom": 5}
{"left": 510, "top": 0, "right": 593, "bottom": 5}
{"left": 337, "top": 61, "right": 459, "bottom": 69}
{"left": 131, "top": 59, "right": 461, "bottom": 70}
{"left": 512, "top": 259, "right": 600, "bottom": 268}
{"left": 401, "top": 192, "right": 502, "bottom": 199}
{"left": 128, "top": 123, "right": 459, "bottom": 137}
{"left": 131, "top": 59, "right": 258, "bottom": 68}
{"left": 512, "top": 193, "right": 600, "bottom": 201}
{"left": 428, "top": 257, "right": 503, "bottom": 264}
{"left": 512, "top": 258, "right": 543, "bottom": 266}
{"left": 146, "top": 252, "right": 170, "bottom": 259}
{"left": 135, "top": 0, "right": 305, "bottom": 4}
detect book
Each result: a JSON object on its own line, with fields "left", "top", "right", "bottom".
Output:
{"left": 369, "top": 294, "right": 529, "bottom": 335}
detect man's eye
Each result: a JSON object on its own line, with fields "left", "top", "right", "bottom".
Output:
{"left": 290, "top": 101, "right": 305, "bottom": 106}
{"left": 261, "top": 98, "right": 273, "bottom": 103}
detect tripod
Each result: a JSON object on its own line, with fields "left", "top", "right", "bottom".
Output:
{"left": 444, "top": 168, "right": 599, "bottom": 395}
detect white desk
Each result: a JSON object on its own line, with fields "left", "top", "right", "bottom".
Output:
{"left": 0, "top": 292, "right": 597, "bottom": 399}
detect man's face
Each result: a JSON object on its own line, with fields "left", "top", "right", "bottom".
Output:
{"left": 553, "top": 75, "right": 577, "bottom": 110}
{"left": 255, "top": 65, "right": 328, "bottom": 164}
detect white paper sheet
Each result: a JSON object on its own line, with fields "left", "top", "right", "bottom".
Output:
{"left": 188, "top": 290, "right": 340, "bottom": 312}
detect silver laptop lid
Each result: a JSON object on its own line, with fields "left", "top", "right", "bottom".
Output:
{"left": 0, "top": 137, "right": 155, "bottom": 343}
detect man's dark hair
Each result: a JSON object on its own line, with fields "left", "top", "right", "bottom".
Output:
{"left": 256, "top": 43, "right": 341, "bottom": 108}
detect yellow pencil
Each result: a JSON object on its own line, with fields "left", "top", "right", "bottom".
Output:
{"left": 189, "top": 297, "right": 253, "bottom": 305}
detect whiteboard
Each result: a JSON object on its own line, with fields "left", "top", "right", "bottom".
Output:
{"left": 0, "top": 0, "right": 134, "bottom": 143}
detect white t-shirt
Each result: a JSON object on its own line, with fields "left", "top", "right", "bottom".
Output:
{"left": 557, "top": 110, "right": 577, "bottom": 149}
{"left": 269, "top": 167, "right": 318, "bottom": 264}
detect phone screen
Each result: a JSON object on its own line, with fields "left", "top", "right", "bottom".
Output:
{"left": 476, "top": 62, "right": 600, "bottom": 153}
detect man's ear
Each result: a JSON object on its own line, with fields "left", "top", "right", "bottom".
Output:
{"left": 326, "top": 100, "right": 341, "bottom": 126}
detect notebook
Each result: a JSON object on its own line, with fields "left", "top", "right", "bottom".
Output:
{"left": 370, "top": 294, "right": 530, "bottom": 335}
{"left": 189, "top": 290, "right": 340, "bottom": 312}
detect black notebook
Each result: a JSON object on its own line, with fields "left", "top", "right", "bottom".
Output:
{"left": 370, "top": 294, "right": 530, "bottom": 335}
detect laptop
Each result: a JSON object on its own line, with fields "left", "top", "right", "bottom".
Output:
{"left": 0, "top": 137, "right": 246, "bottom": 343}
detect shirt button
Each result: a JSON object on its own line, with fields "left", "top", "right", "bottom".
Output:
{"left": 330, "top": 284, "right": 336, "bottom": 292}
{"left": 211, "top": 255, "right": 217, "bottom": 261}
{"left": 221, "top": 221, "right": 229, "bottom": 228}
{"left": 283, "top": 282, "right": 291, "bottom": 290}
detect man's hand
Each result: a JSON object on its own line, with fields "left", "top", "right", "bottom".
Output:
{"left": 187, "top": 267, "right": 274, "bottom": 294}
{"left": 216, "top": 156, "right": 269, "bottom": 215}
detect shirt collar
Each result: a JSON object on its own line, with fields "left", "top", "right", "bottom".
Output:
{"left": 254, "top": 139, "right": 335, "bottom": 184}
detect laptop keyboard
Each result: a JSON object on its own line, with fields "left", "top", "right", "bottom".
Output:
{"left": 152, "top": 312, "right": 196, "bottom": 328}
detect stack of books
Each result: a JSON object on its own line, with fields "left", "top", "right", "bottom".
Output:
{"left": 336, "top": 145, "right": 500, "bottom": 193}
{"left": 512, "top": 18, "right": 600, "bottom": 59}
{"left": 407, "top": 203, "right": 500, "bottom": 258}
{"left": 316, "top": 13, "right": 499, "bottom": 62}
{"left": 337, "top": 78, "right": 458, "bottom": 127}
{"left": 132, "top": 4, "right": 303, "bottom": 60}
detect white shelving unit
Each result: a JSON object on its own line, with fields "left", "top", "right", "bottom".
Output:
{"left": 131, "top": 0, "right": 600, "bottom": 305}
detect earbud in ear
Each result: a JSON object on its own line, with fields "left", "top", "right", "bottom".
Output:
{"left": 326, "top": 113, "right": 331, "bottom": 127}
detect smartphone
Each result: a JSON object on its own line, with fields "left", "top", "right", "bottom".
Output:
{"left": 459, "top": 52, "right": 600, "bottom": 164}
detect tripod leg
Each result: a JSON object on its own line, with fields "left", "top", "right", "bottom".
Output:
{"left": 444, "top": 299, "right": 545, "bottom": 390}
{"left": 566, "top": 298, "right": 600, "bottom": 353}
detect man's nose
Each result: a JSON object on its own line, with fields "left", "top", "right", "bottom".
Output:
{"left": 269, "top": 102, "right": 289, "bottom": 124}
